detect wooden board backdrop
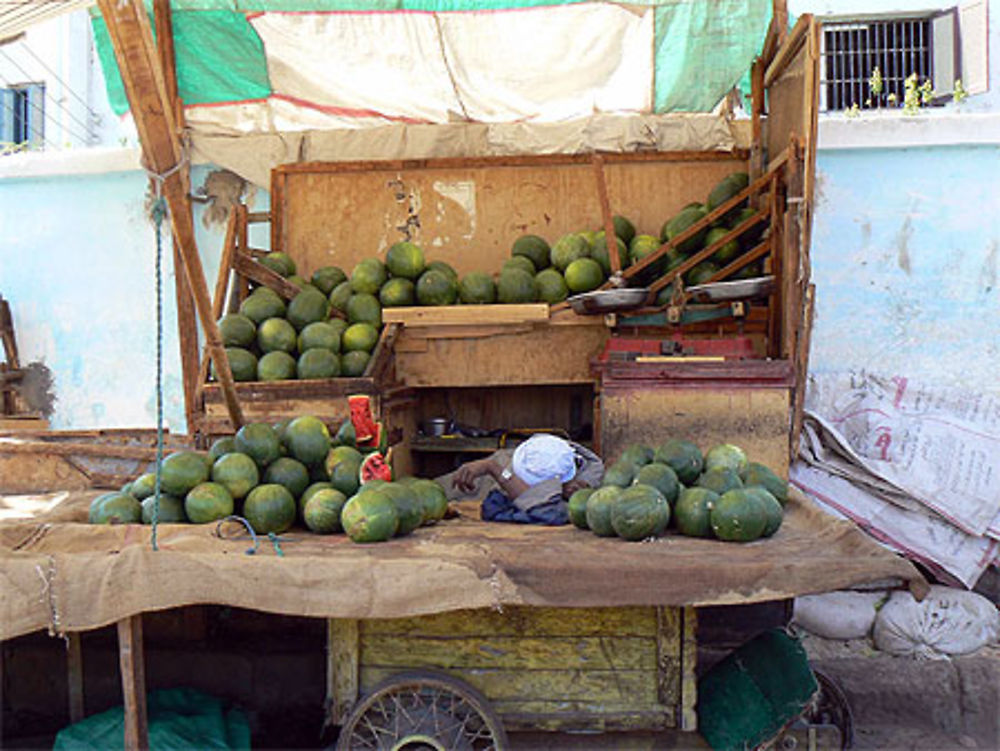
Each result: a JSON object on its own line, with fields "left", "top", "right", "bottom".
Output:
{"left": 272, "top": 153, "right": 748, "bottom": 278}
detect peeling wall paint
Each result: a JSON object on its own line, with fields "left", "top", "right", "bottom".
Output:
{"left": 0, "top": 165, "right": 268, "bottom": 433}
{"left": 807, "top": 145, "right": 1000, "bottom": 395}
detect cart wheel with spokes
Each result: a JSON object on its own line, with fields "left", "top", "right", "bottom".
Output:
{"left": 335, "top": 670, "right": 508, "bottom": 751}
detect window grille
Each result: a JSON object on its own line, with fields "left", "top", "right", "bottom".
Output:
{"left": 0, "top": 83, "right": 45, "bottom": 151}
{"left": 820, "top": 15, "right": 958, "bottom": 112}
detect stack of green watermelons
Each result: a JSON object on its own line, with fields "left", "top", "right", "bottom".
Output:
{"left": 651, "top": 171, "right": 767, "bottom": 301}
{"left": 568, "top": 438, "right": 787, "bottom": 543}
{"left": 92, "top": 414, "right": 450, "bottom": 542}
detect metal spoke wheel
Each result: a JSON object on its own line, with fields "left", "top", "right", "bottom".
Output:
{"left": 335, "top": 670, "right": 508, "bottom": 751}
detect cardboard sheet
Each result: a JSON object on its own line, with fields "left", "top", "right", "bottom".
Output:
{"left": 0, "top": 488, "right": 925, "bottom": 640}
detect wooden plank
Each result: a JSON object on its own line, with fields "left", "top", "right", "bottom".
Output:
{"left": 768, "top": 170, "right": 784, "bottom": 357}
{"left": 67, "top": 631, "right": 85, "bottom": 723}
{"left": 395, "top": 324, "right": 607, "bottom": 387}
{"left": 232, "top": 252, "right": 303, "bottom": 301}
{"left": 360, "top": 666, "right": 660, "bottom": 706}
{"left": 0, "top": 417, "right": 49, "bottom": 431}
{"left": 362, "top": 606, "right": 657, "bottom": 638}
{"left": 592, "top": 153, "right": 621, "bottom": 274}
{"left": 0, "top": 439, "right": 162, "bottom": 461}
{"left": 366, "top": 322, "right": 400, "bottom": 385}
{"left": 276, "top": 150, "right": 748, "bottom": 176}
{"left": 117, "top": 616, "right": 148, "bottom": 751}
{"left": 382, "top": 304, "right": 549, "bottom": 326}
{"left": 764, "top": 14, "right": 811, "bottom": 88}
{"left": 679, "top": 606, "right": 698, "bottom": 732}
{"left": 246, "top": 211, "right": 271, "bottom": 224}
{"left": 656, "top": 606, "right": 682, "bottom": 710}
{"left": 790, "top": 283, "right": 815, "bottom": 462}
{"left": 277, "top": 157, "right": 745, "bottom": 279}
{"left": 599, "top": 387, "right": 791, "bottom": 478}
{"left": 98, "top": 0, "right": 243, "bottom": 432}
{"left": 326, "top": 619, "right": 359, "bottom": 727}
{"left": 489, "top": 707, "right": 672, "bottom": 733}
{"left": 202, "top": 378, "right": 377, "bottom": 404}
{"left": 361, "top": 635, "right": 657, "bottom": 671}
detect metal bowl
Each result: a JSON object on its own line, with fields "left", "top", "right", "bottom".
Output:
{"left": 567, "top": 288, "right": 650, "bottom": 315}
{"left": 421, "top": 417, "right": 452, "bottom": 437}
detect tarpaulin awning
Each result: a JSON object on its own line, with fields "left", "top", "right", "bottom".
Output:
{"left": 91, "top": 0, "right": 769, "bottom": 127}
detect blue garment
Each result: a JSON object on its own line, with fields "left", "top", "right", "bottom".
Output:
{"left": 481, "top": 489, "right": 568, "bottom": 526}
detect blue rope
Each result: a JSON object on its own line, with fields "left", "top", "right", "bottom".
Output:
{"left": 214, "top": 516, "right": 296, "bottom": 557}
{"left": 151, "top": 195, "right": 167, "bottom": 553}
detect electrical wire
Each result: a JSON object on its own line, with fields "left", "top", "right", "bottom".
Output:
{"left": 0, "top": 46, "right": 94, "bottom": 141}
{"left": 16, "top": 40, "right": 102, "bottom": 121}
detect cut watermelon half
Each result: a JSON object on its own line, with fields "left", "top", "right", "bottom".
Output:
{"left": 359, "top": 450, "right": 393, "bottom": 484}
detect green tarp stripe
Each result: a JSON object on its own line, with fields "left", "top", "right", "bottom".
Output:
{"left": 92, "top": 9, "right": 271, "bottom": 116}
{"left": 654, "top": 0, "right": 770, "bottom": 113}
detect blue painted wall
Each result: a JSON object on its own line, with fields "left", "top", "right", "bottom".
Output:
{"left": 807, "top": 145, "right": 1000, "bottom": 394}
{"left": 0, "top": 164, "right": 268, "bottom": 433}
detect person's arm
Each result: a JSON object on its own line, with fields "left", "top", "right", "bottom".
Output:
{"left": 452, "top": 457, "right": 530, "bottom": 499}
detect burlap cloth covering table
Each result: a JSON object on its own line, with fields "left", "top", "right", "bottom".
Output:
{"left": 0, "top": 488, "right": 925, "bottom": 640}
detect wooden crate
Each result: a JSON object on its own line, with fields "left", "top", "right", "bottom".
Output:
{"left": 328, "top": 605, "right": 697, "bottom": 733}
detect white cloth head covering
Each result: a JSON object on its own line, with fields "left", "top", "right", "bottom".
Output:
{"left": 511, "top": 434, "right": 577, "bottom": 486}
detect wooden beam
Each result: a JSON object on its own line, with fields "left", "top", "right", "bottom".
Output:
{"left": 591, "top": 153, "right": 621, "bottom": 275}
{"left": 99, "top": 0, "right": 244, "bottom": 432}
{"left": 0, "top": 439, "right": 162, "bottom": 461}
{"left": 153, "top": 0, "right": 199, "bottom": 434}
{"left": 117, "top": 616, "right": 149, "bottom": 751}
{"left": 326, "top": 619, "right": 359, "bottom": 727}
{"left": 67, "top": 631, "right": 85, "bottom": 723}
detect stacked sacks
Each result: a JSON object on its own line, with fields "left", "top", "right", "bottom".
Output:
{"left": 568, "top": 439, "right": 787, "bottom": 543}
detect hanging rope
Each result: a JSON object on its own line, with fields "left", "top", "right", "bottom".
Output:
{"left": 143, "top": 152, "right": 188, "bottom": 552}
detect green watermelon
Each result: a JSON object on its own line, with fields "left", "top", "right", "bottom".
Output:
{"left": 673, "top": 487, "right": 718, "bottom": 538}
{"left": 568, "top": 487, "right": 595, "bottom": 530}
{"left": 299, "top": 481, "right": 334, "bottom": 513}
{"left": 710, "top": 489, "right": 767, "bottom": 542}
{"left": 211, "top": 452, "right": 260, "bottom": 499}
{"left": 303, "top": 488, "right": 348, "bottom": 533}
{"left": 512, "top": 235, "right": 551, "bottom": 270}
{"left": 380, "top": 482, "right": 423, "bottom": 536}
{"left": 620, "top": 443, "right": 654, "bottom": 468}
{"left": 160, "top": 451, "right": 211, "bottom": 497}
{"left": 611, "top": 484, "right": 670, "bottom": 541}
{"left": 697, "top": 467, "right": 744, "bottom": 495}
{"left": 654, "top": 440, "right": 704, "bottom": 485}
{"left": 141, "top": 494, "right": 186, "bottom": 524}
{"left": 585, "top": 486, "right": 622, "bottom": 537}
{"left": 129, "top": 472, "right": 158, "bottom": 501}
{"left": 744, "top": 462, "right": 788, "bottom": 505}
{"left": 745, "top": 486, "right": 783, "bottom": 537}
{"left": 704, "top": 443, "right": 749, "bottom": 477}
{"left": 602, "top": 460, "right": 637, "bottom": 488}
{"left": 235, "top": 423, "right": 282, "bottom": 468}
{"left": 243, "top": 484, "right": 297, "bottom": 534}
{"left": 409, "top": 479, "right": 449, "bottom": 524}
{"left": 341, "top": 489, "right": 399, "bottom": 543}
{"left": 89, "top": 492, "right": 142, "bottom": 524}
{"left": 263, "top": 457, "right": 310, "bottom": 500}
{"left": 458, "top": 273, "right": 496, "bottom": 304}
{"left": 633, "top": 462, "right": 680, "bottom": 506}
{"left": 284, "top": 415, "right": 332, "bottom": 467}
{"left": 496, "top": 269, "right": 537, "bottom": 303}
{"left": 207, "top": 437, "right": 237, "bottom": 464}
{"left": 184, "top": 482, "right": 235, "bottom": 524}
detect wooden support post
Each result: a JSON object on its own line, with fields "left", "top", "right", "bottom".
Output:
{"left": 117, "top": 616, "right": 148, "bottom": 751}
{"left": 591, "top": 153, "right": 621, "bottom": 275}
{"left": 326, "top": 619, "right": 359, "bottom": 728}
{"left": 154, "top": 0, "right": 200, "bottom": 434}
{"left": 749, "top": 59, "right": 766, "bottom": 186}
{"left": 99, "top": 0, "right": 244, "bottom": 432}
{"left": 67, "top": 632, "right": 85, "bottom": 723}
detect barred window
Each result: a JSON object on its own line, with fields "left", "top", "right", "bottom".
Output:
{"left": 820, "top": 12, "right": 960, "bottom": 112}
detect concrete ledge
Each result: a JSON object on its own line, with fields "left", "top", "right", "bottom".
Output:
{"left": 819, "top": 111, "right": 1000, "bottom": 150}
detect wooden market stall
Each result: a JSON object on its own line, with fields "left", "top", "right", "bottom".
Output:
{"left": 0, "top": 3, "right": 927, "bottom": 751}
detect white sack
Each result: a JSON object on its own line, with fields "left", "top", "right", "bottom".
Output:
{"left": 873, "top": 585, "right": 1000, "bottom": 658}
{"left": 793, "top": 590, "right": 888, "bottom": 640}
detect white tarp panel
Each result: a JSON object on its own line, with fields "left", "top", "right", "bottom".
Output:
{"left": 250, "top": 4, "right": 653, "bottom": 126}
